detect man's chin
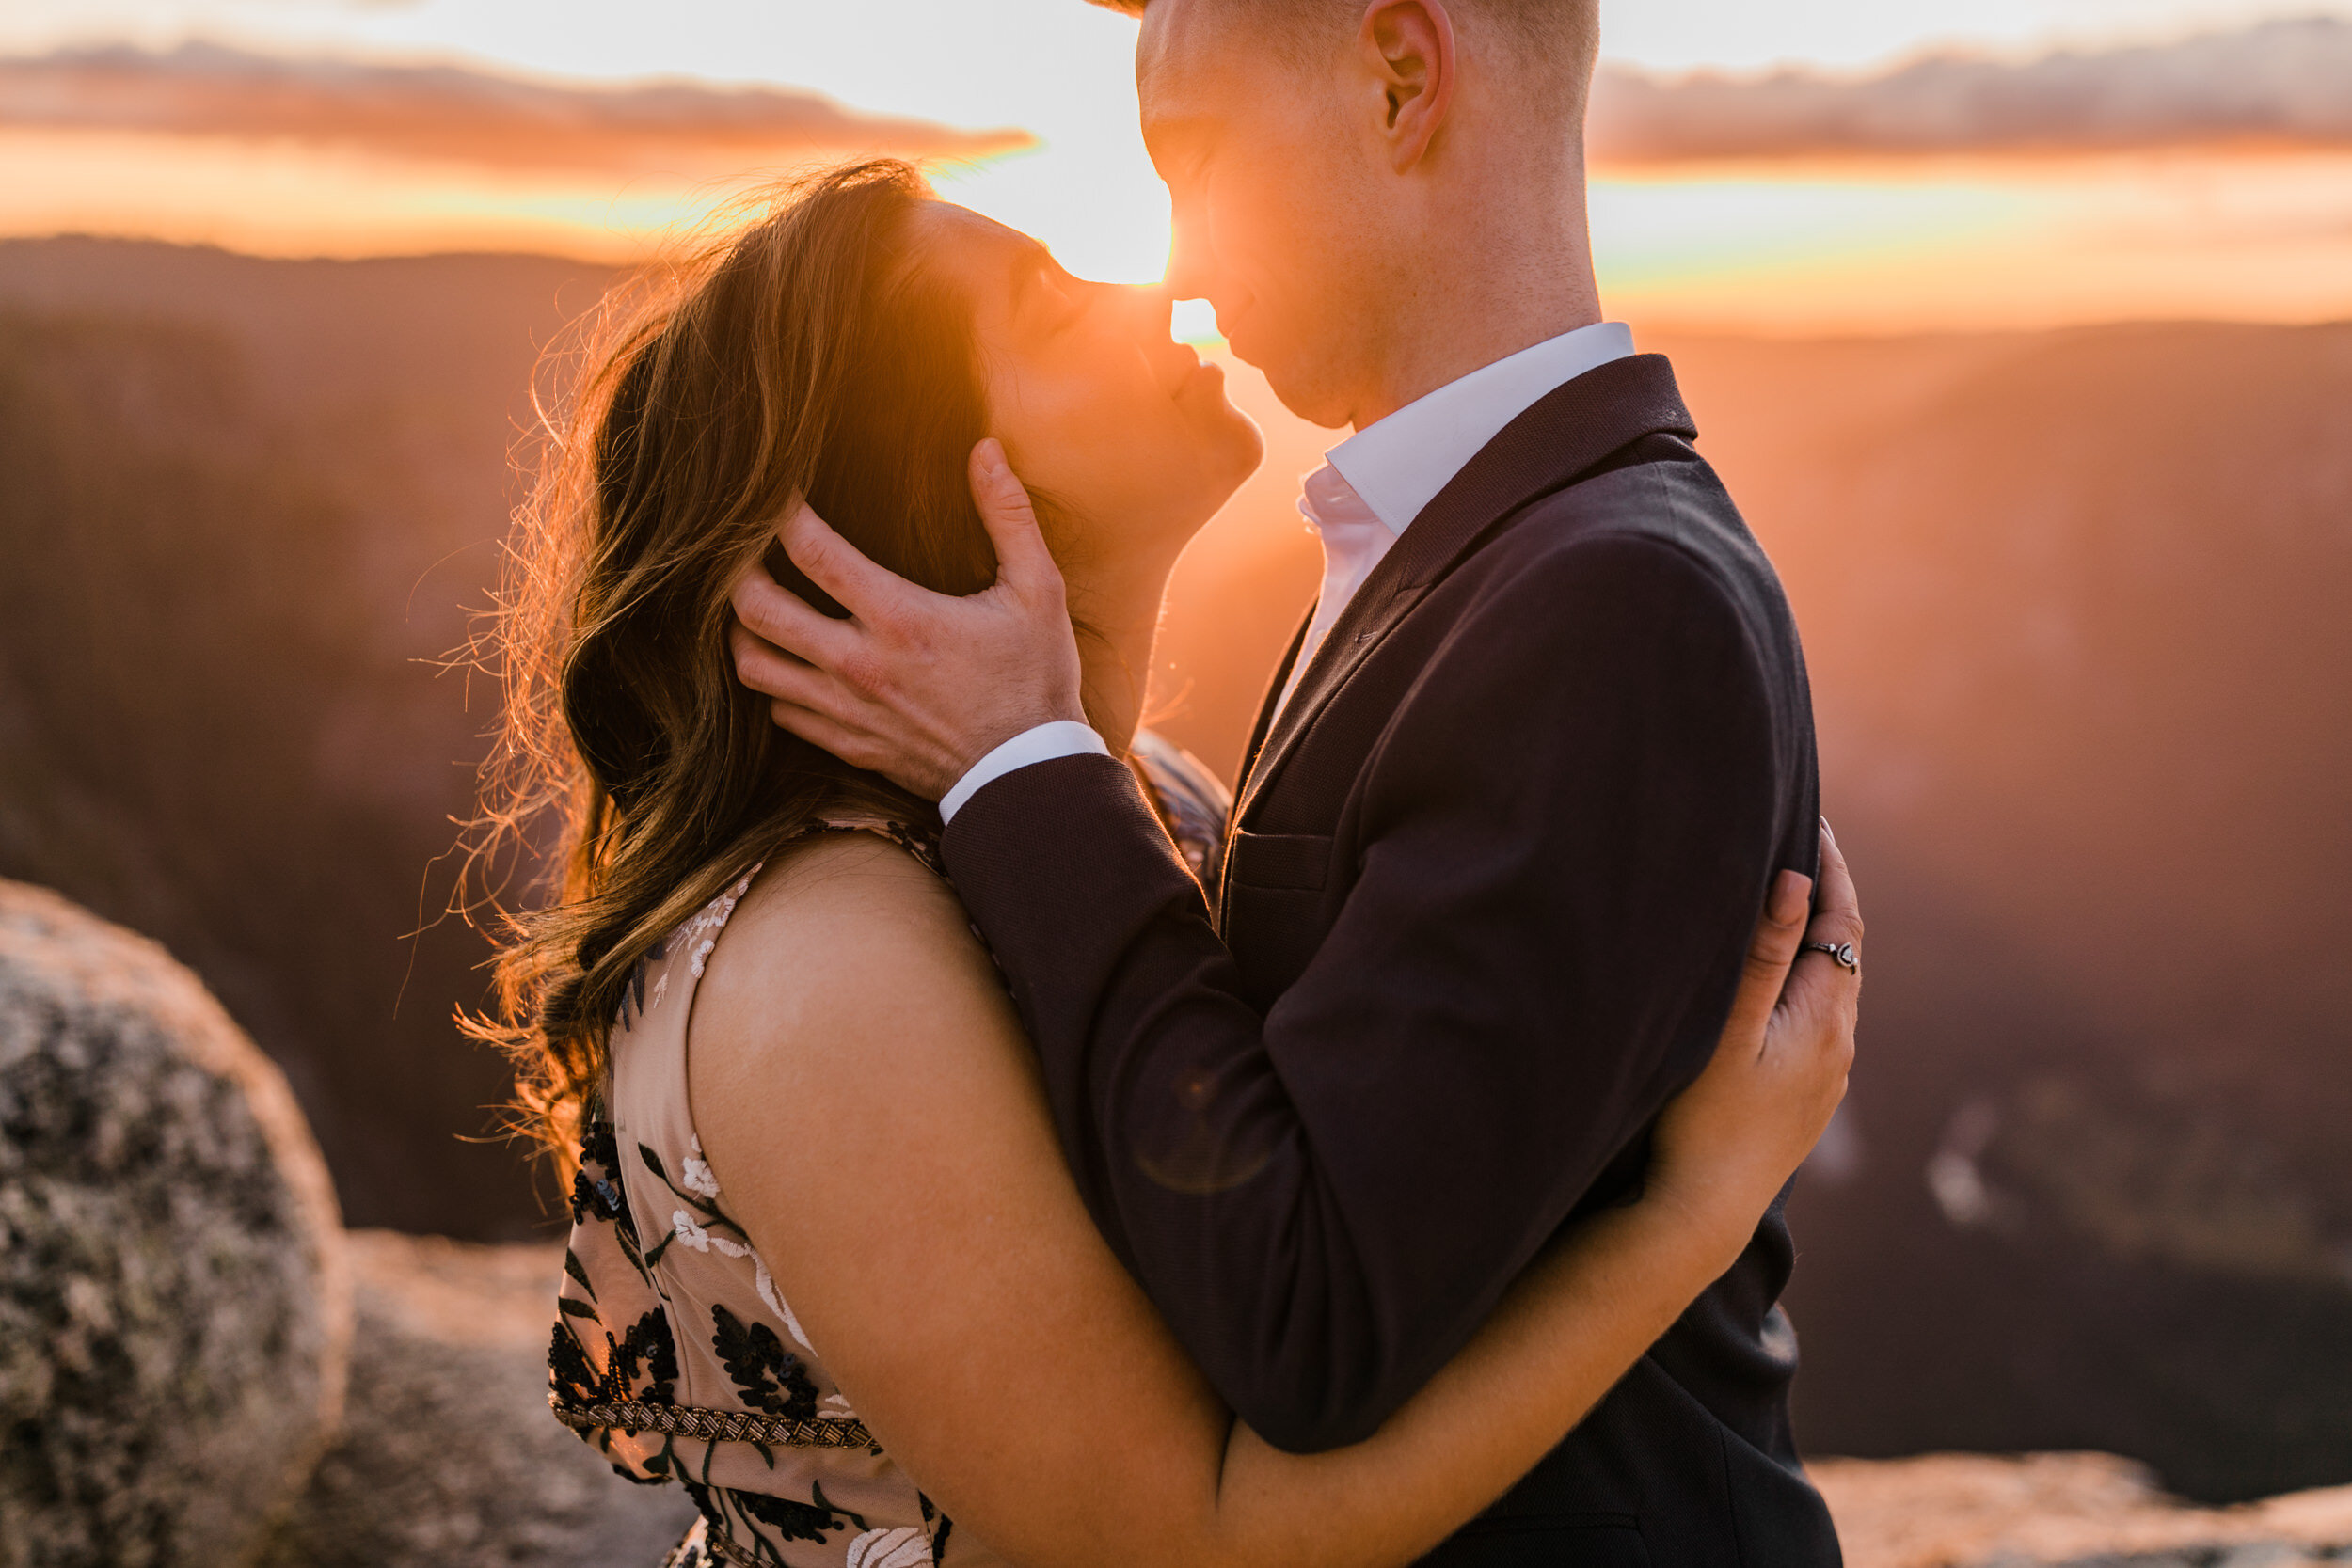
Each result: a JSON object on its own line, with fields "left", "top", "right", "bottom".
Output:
{"left": 1263, "top": 369, "right": 1356, "bottom": 433}
{"left": 1221, "top": 326, "right": 1355, "bottom": 431}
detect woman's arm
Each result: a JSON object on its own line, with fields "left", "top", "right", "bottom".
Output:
{"left": 691, "top": 828, "right": 1858, "bottom": 1568}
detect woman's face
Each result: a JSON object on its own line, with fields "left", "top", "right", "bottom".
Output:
{"left": 912, "top": 201, "right": 1263, "bottom": 573}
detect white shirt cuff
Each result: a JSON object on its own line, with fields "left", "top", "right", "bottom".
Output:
{"left": 937, "top": 720, "right": 1110, "bottom": 823}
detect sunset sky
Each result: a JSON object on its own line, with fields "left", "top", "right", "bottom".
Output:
{"left": 4, "top": 0, "right": 2351, "bottom": 332}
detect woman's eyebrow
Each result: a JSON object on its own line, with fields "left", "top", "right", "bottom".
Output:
{"left": 1005, "top": 246, "right": 1053, "bottom": 310}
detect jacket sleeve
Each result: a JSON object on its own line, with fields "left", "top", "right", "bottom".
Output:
{"left": 940, "top": 531, "right": 1796, "bottom": 1452}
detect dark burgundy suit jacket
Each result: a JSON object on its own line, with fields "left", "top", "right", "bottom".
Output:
{"left": 942, "top": 355, "right": 1840, "bottom": 1566}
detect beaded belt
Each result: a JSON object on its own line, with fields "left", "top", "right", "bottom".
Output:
{"left": 548, "top": 1392, "right": 877, "bottom": 1450}
{"left": 660, "top": 1517, "right": 760, "bottom": 1568}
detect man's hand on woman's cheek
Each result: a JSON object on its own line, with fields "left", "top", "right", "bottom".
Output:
{"left": 725, "top": 438, "right": 1089, "bottom": 800}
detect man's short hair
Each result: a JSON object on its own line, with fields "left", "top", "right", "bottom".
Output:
{"left": 1089, "top": 0, "right": 1599, "bottom": 84}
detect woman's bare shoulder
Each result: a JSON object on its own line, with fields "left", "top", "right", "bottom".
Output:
{"left": 680, "top": 833, "right": 1227, "bottom": 1568}
{"left": 687, "top": 830, "right": 1026, "bottom": 1165}
{"left": 696, "top": 830, "right": 1001, "bottom": 1046}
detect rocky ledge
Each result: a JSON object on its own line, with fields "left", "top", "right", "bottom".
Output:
{"left": 0, "top": 879, "right": 693, "bottom": 1568}
{"left": 259, "top": 1229, "right": 695, "bottom": 1568}
{"left": 0, "top": 879, "right": 349, "bottom": 1568}
{"left": 1815, "top": 1451, "right": 2352, "bottom": 1568}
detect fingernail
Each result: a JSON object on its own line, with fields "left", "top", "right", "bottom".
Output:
{"left": 977, "top": 437, "right": 1006, "bottom": 476}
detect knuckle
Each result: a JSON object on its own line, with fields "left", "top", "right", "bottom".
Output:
{"left": 837, "top": 649, "right": 886, "bottom": 699}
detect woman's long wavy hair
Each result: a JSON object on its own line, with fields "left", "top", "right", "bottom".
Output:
{"left": 472, "top": 160, "right": 1016, "bottom": 1160}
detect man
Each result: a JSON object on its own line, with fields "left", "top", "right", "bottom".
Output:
{"left": 730, "top": 1, "right": 1854, "bottom": 1560}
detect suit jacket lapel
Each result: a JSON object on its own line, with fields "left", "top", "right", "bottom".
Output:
{"left": 1235, "top": 607, "right": 1313, "bottom": 800}
{"left": 1234, "top": 354, "right": 1698, "bottom": 825}
{"left": 1217, "top": 607, "right": 1312, "bottom": 931}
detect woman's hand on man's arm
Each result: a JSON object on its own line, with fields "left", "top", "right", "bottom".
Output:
{"left": 1648, "top": 820, "right": 1863, "bottom": 1265}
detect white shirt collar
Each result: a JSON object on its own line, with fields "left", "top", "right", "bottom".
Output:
{"left": 1323, "top": 321, "right": 1637, "bottom": 536}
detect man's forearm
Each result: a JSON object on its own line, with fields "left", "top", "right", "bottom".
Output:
{"left": 944, "top": 753, "right": 1408, "bottom": 1449}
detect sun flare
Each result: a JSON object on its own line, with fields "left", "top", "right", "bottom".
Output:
{"left": 5, "top": 2, "right": 2352, "bottom": 332}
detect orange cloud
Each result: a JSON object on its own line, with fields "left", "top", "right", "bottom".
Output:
{"left": 0, "top": 40, "right": 1033, "bottom": 176}
{"left": 1589, "top": 17, "right": 2352, "bottom": 166}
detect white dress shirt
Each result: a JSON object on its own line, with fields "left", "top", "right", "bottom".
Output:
{"left": 938, "top": 320, "right": 1637, "bottom": 822}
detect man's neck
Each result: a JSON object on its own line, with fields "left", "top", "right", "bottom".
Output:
{"left": 1351, "top": 178, "right": 1604, "bottom": 430}
{"left": 1355, "top": 283, "right": 1603, "bottom": 431}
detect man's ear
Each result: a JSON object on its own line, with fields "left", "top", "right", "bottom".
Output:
{"left": 1357, "top": 0, "right": 1456, "bottom": 173}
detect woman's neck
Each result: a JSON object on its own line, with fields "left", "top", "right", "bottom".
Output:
{"left": 1066, "top": 542, "right": 1184, "bottom": 759}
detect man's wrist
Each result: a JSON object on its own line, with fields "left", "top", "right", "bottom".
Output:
{"left": 938, "top": 721, "right": 1109, "bottom": 822}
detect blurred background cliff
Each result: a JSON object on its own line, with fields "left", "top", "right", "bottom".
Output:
{"left": 2, "top": 0, "right": 2349, "bottom": 1542}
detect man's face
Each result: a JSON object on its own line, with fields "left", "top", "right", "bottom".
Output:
{"left": 1137, "top": 0, "right": 1382, "bottom": 429}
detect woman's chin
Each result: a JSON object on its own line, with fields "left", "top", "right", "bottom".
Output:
{"left": 1201, "top": 418, "right": 1265, "bottom": 523}
{"left": 1198, "top": 394, "right": 1265, "bottom": 483}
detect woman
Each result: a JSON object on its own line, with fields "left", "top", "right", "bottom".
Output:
{"left": 481, "top": 161, "right": 1858, "bottom": 1568}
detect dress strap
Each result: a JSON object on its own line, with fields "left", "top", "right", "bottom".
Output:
{"left": 784, "top": 816, "right": 947, "bottom": 880}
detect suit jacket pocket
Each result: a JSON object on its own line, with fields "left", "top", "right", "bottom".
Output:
{"left": 1220, "top": 832, "right": 1334, "bottom": 1008}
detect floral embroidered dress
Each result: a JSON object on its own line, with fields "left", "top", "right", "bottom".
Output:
{"left": 549, "top": 734, "right": 1231, "bottom": 1568}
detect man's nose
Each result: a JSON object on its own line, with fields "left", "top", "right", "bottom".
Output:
{"left": 1160, "top": 244, "right": 1236, "bottom": 345}
{"left": 1162, "top": 209, "right": 1216, "bottom": 305}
